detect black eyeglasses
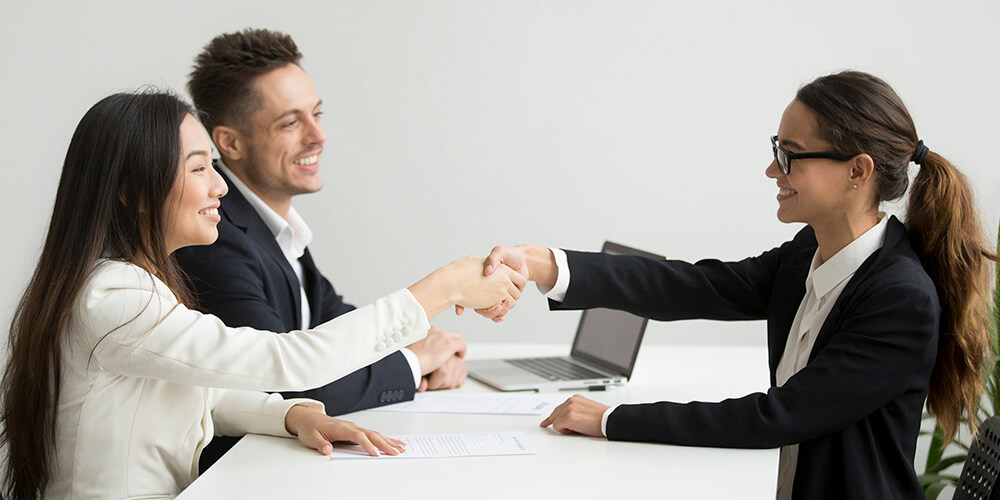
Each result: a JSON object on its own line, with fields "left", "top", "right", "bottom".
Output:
{"left": 771, "top": 135, "right": 855, "bottom": 175}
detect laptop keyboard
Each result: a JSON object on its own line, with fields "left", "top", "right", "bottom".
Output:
{"left": 505, "top": 357, "right": 607, "bottom": 381}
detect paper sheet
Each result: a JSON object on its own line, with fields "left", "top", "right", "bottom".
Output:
{"left": 328, "top": 432, "right": 536, "bottom": 460}
{"left": 370, "top": 392, "right": 567, "bottom": 415}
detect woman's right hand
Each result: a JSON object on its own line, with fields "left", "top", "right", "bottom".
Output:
{"left": 445, "top": 255, "right": 527, "bottom": 310}
{"left": 408, "top": 255, "right": 527, "bottom": 320}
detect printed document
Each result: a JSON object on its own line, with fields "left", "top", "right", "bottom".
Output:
{"left": 328, "top": 432, "right": 536, "bottom": 460}
{"left": 370, "top": 392, "right": 567, "bottom": 415}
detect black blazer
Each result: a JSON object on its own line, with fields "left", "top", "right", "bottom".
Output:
{"left": 175, "top": 166, "right": 415, "bottom": 471}
{"left": 552, "top": 217, "right": 937, "bottom": 499}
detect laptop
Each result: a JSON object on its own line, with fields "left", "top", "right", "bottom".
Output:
{"left": 467, "top": 241, "right": 663, "bottom": 392}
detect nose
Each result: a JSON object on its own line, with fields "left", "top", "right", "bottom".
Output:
{"left": 305, "top": 115, "right": 326, "bottom": 145}
{"left": 765, "top": 158, "right": 782, "bottom": 180}
{"left": 211, "top": 167, "right": 228, "bottom": 199}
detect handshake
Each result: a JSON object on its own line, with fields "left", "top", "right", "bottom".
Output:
{"left": 407, "top": 244, "right": 554, "bottom": 325}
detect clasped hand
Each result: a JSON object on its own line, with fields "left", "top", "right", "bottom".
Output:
{"left": 455, "top": 246, "right": 530, "bottom": 321}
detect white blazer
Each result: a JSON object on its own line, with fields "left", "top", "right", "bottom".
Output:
{"left": 47, "top": 260, "right": 429, "bottom": 499}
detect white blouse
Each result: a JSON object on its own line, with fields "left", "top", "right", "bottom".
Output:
{"left": 47, "top": 259, "right": 429, "bottom": 499}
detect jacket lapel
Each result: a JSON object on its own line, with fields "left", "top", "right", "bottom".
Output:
{"left": 216, "top": 163, "right": 303, "bottom": 329}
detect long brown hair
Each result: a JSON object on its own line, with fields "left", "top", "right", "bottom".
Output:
{"left": 1, "top": 90, "right": 196, "bottom": 499}
{"left": 797, "top": 71, "right": 997, "bottom": 445}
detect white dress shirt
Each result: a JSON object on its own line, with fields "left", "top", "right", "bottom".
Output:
{"left": 48, "top": 260, "right": 429, "bottom": 499}
{"left": 217, "top": 162, "right": 423, "bottom": 387}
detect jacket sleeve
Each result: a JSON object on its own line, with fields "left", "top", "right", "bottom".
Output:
{"left": 604, "top": 280, "right": 939, "bottom": 448}
{"left": 79, "top": 261, "right": 430, "bottom": 392}
{"left": 209, "top": 388, "right": 323, "bottom": 438}
{"left": 176, "top": 223, "right": 417, "bottom": 415}
{"left": 553, "top": 242, "right": 792, "bottom": 321}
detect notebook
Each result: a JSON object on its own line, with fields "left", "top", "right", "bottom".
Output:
{"left": 467, "top": 241, "right": 662, "bottom": 392}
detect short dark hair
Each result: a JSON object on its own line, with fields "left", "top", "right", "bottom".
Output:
{"left": 187, "top": 28, "right": 302, "bottom": 135}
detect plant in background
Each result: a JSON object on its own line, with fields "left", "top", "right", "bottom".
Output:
{"left": 919, "top": 222, "right": 1000, "bottom": 499}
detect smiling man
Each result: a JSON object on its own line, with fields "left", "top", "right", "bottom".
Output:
{"left": 175, "top": 29, "right": 469, "bottom": 471}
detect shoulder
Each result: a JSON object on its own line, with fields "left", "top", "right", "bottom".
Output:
{"left": 75, "top": 260, "right": 179, "bottom": 333}
{"left": 79, "top": 260, "right": 176, "bottom": 304}
{"left": 868, "top": 219, "right": 936, "bottom": 299}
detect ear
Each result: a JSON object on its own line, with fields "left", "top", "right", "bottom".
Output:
{"left": 212, "top": 125, "right": 245, "bottom": 162}
{"left": 849, "top": 154, "right": 875, "bottom": 189}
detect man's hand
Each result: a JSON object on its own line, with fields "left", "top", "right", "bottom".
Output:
{"left": 408, "top": 326, "right": 466, "bottom": 376}
{"left": 539, "top": 394, "right": 609, "bottom": 437}
{"left": 418, "top": 354, "right": 467, "bottom": 392}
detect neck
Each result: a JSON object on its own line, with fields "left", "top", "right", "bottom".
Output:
{"left": 812, "top": 211, "right": 881, "bottom": 264}
{"left": 225, "top": 159, "right": 293, "bottom": 219}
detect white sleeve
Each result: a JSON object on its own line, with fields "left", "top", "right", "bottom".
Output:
{"left": 601, "top": 405, "right": 619, "bottom": 437}
{"left": 398, "top": 347, "right": 422, "bottom": 388}
{"left": 535, "top": 248, "right": 571, "bottom": 302}
{"left": 210, "top": 388, "right": 324, "bottom": 438}
{"left": 80, "top": 261, "right": 430, "bottom": 392}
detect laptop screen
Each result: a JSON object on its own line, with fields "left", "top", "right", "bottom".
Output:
{"left": 569, "top": 241, "right": 663, "bottom": 378}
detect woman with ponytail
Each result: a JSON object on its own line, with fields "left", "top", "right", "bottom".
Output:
{"left": 0, "top": 91, "right": 525, "bottom": 499}
{"left": 478, "top": 71, "right": 996, "bottom": 499}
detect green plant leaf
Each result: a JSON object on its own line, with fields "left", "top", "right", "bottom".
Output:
{"left": 925, "top": 425, "right": 945, "bottom": 469}
{"left": 925, "top": 453, "right": 967, "bottom": 474}
{"left": 923, "top": 481, "right": 946, "bottom": 500}
{"left": 917, "top": 473, "right": 959, "bottom": 487}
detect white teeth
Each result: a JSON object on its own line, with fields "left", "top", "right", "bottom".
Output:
{"left": 293, "top": 154, "right": 319, "bottom": 166}
{"left": 200, "top": 208, "right": 218, "bottom": 216}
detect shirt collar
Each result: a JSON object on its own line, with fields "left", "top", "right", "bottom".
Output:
{"left": 217, "top": 160, "right": 313, "bottom": 251}
{"left": 807, "top": 214, "right": 889, "bottom": 299}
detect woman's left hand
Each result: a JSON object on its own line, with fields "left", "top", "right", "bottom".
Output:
{"left": 539, "top": 394, "right": 610, "bottom": 437}
{"left": 285, "top": 405, "right": 406, "bottom": 456}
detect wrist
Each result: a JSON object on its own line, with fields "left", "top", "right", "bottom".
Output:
{"left": 523, "top": 245, "right": 557, "bottom": 287}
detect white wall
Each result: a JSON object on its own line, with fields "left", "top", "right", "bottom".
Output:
{"left": 2, "top": 0, "right": 998, "bottom": 355}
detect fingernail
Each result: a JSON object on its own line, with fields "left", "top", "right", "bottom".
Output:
{"left": 485, "top": 265, "right": 494, "bottom": 274}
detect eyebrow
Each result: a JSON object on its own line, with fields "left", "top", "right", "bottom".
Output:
{"left": 779, "top": 138, "right": 806, "bottom": 151}
{"left": 270, "top": 99, "right": 324, "bottom": 124}
{"left": 186, "top": 149, "right": 211, "bottom": 160}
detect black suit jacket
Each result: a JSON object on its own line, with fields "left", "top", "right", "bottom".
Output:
{"left": 552, "top": 217, "right": 937, "bottom": 499}
{"left": 175, "top": 165, "right": 415, "bottom": 471}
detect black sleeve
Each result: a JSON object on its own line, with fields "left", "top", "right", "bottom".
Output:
{"left": 605, "top": 280, "right": 938, "bottom": 448}
{"left": 553, "top": 242, "right": 790, "bottom": 321}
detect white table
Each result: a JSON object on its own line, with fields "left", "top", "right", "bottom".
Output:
{"left": 179, "top": 344, "right": 779, "bottom": 499}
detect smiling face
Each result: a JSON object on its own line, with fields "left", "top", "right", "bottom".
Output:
{"left": 164, "top": 114, "right": 228, "bottom": 254}
{"left": 231, "top": 63, "right": 326, "bottom": 212}
{"left": 766, "top": 99, "right": 857, "bottom": 231}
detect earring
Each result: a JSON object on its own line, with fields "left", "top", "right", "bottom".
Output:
{"left": 852, "top": 184, "right": 858, "bottom": 190}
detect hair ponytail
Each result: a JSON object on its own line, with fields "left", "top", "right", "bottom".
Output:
{"left": 906, "top": 151, "right": 996, "bottom": 443}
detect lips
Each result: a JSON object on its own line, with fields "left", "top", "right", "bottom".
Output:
{"left": 776, "top": 187, "right": 797, "bottom": 202}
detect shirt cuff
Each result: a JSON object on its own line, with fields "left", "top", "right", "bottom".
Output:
{"left": 536, "top": 247, "right": 570, "bottom": 302}
{"left": 399, "top": 347, "right": 422, "bottom": 388}
{"left": 601, "top": 404, "right": 620, "bottom": 437}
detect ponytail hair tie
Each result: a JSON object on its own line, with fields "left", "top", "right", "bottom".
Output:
{"left": 911, "top": 140, "right": 930, "bottom": 165}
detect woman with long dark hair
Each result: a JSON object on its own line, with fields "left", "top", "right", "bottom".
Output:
{"left": 479, "top": 71, "right": 996, "bottom": 499}
{"left": 0, "top": 91, "right": 525, "bottom": 499}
